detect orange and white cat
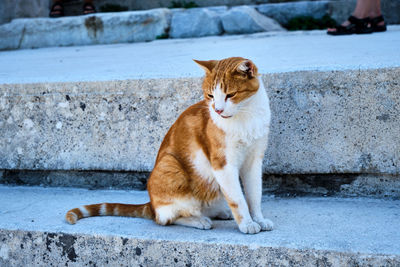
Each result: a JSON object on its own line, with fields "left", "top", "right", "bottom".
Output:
{"left": 66, "top": 57, "right": 273, "bottom": 234}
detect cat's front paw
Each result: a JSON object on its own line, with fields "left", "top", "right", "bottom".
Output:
{"left": 254, "top": 218, "right": 274, "bottom": 231}
{"left": 238, "top": 220, "right": 261, "bottom": 234}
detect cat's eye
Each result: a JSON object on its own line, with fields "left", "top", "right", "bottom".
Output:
{"left": 226, "top": 93, "right": 236, "bottom": 99}
{"left": 207, "top": 94, "right": 213, "bottom": 98}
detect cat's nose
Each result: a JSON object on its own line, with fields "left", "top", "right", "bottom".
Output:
{"left": 215, "top": 108, "right": 224, "bottom": 114}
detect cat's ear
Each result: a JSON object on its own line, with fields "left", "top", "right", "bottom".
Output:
{"left": 193, "top": 59, "right": 218, "bottom": 73}
{"left": 237, "top": 60, "right": 257, "bottom": 78}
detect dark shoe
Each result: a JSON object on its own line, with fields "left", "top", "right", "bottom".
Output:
{"left": 83, "top": 2, "right": 96, "bottom": 15}
{"left": 371, "top": 15, "right": 387, "bottom": 32}
{"left": 327, "top": 16, "right": 373, "bottom": 35}
{"left": 49, "top": 2, "right": 64, "bottom": 18}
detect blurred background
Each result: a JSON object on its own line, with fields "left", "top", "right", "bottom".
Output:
{"left": 1, "top": 0, "right": 399, "bottom": 30}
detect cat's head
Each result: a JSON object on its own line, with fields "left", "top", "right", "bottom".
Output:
{"left": 194, "top": 57, "right": 260, "bottom": 119}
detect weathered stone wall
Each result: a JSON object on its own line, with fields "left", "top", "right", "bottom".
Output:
{"left": 0, "top": 0, "right": 274, "bottom": 25}
{"left": 2, "top": 0, "right": 400, "bottom": 26}
{"left": 0, "top": 9, "right": 171, "bottom": 50}
{"left": 1, "top": 68, "right": 399, "bottom": 175}
{"left": 0, "top": 0, "right": 50, "bottom": 24}
{"left": 257, "top": 1, "right": 330, "bottom": 25}
{"left": 95, "top": 0, "right": 273, "bottom": 10}
{"left": 0, "top": 6, "right": 285, "bottom": 50}
{"left": 1, "top": 229, "right": 399, "bottom": 266}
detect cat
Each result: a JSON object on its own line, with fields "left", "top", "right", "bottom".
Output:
{"left": 65, "top": 57, "right": 273, "bottom": 234}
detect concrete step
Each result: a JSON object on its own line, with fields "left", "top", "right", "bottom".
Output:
{"left": 1, "top": 28, "right": 400, "bottom": 197}
{"left": 0, "top": 185, "right": 399, "bottom": 266}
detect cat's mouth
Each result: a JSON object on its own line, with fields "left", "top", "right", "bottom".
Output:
{"left": 220, "top": 115, "right": 232, "bottom": 119}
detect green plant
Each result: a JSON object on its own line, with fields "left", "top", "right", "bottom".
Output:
{"left": 99, "top": 4, "right": 129, "bottom": 13}
{"left": 170, "top": 1, "right": 199, "bottom": 9}
{"left": 156, "top": 33, "right": 169, "bottom": 39}
{"left": 285, "top": 15, "right": 337, "bottom": 31}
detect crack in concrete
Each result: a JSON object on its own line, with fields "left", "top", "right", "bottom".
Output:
{"left": 17, "top": 25, "right": 26, "bottom": 49}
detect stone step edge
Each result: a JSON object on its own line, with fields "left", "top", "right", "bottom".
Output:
{"left": 2, "top": 66, "right": 398, "bottom": 88}
{"left": 1, "top": 169, "right": 399, "bottom": 199}
{"left": 1, "top": 229, "right": 399, "bottom": 266}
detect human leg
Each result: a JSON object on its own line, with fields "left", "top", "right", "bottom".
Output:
{"left": 327, "top": 0, "right": 377, "bottom": 35}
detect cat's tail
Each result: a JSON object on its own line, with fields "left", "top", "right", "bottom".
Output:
{"left": 65, "top": 202, "right": 154, "bottom": 224}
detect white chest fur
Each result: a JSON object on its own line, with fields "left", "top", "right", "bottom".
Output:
{"left": 210, "top": 78, "right": 271, "bottom": 146}
{"left": 209, "top": 78, "right": 271, "bottom": 168}
{"left": 193, "top": 78, "right": 270, "bottom": 182}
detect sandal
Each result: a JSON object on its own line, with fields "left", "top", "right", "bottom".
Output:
{"left": 83, "top": 2, "right": 96, "bottom": 15}
{"left": 49, "top": 1, "right": 64, "bottom": 18}
{"left": 327, "top": 16, "right": 373, "bottom": 35}
{"left": 371, "top": 15, "right": 387, "bottom": 32}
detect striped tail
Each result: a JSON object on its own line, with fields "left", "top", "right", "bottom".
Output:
{"left": 65, "top": 202, "right": 154, "bottom": 224}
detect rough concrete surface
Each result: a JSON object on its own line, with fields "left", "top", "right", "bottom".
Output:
{"left": 0, "top": 68, "right": 399, "bottom": 175}
{"left": 263, "top": 69, "right": 400, "bottom": 174}
{"left": 0, "top": 186, "right": 399, "bottom": 266}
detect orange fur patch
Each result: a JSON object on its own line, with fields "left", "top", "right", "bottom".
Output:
{"left": 85, "top": 204, "right": 101, "bottom": 216}
{"left": 221, "top": 189, "right": 243, "bottom": 225}
{"left": 148, "top": 100, "right": 226, "bottom": 206}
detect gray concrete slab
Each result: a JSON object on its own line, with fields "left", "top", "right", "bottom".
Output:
{"left": 1, "top": 68, "right": 400, "bottom": 176}
{"left": 1, "top": 26, "right": 400, "bottom": 84}
{"left": 0, "top": 185, "right": 399, "bottom": 265}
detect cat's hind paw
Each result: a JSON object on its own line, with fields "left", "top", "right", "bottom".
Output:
{"left": 254, "top": 218, "right": 274, "bottom": 231}
{"left": 174, "top": 216, "right": 213, "bottom": 230}
{"left": 197, "top": 216, "right": 213, "bottom": 230}
{"left": 238, "top": 221, "right": 261, "bottom": 234}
